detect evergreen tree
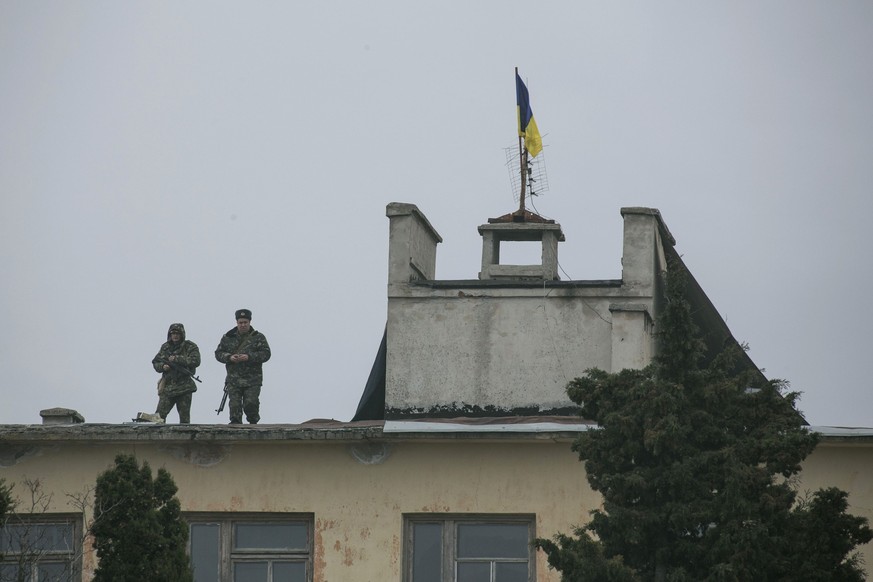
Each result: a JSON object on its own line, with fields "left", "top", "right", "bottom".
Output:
{"left": 0, "top": 479, "right": 12, "bottom": 565}
{"left": 0, "top": 479, "right": 11, "bottom": 525}
{"left": 538, "top": 261, "right": 871, "bottom": 581}
{"left": 91, "top": 454, "right": 192, "bottom": 582}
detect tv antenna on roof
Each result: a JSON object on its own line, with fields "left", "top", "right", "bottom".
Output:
{"left": 505, "top": 142, "right": 549, "bottom": 209}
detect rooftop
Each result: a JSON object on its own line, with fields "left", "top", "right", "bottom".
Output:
{"left": 0, "top": 418, "right": 869, "bottom": 446}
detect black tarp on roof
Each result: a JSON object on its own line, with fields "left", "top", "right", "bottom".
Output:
{"left": 351, "top": 327, "right": 386, "bottom": 421}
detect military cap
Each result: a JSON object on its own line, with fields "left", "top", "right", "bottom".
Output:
{"left": 235, "top": 309, "right": 252, "bottom": 321}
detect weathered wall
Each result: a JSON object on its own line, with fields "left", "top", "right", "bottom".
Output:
{"left": 386, "top": 290, "right": 619, "bottom": 416}
{"left": 0, "top": 437, "right": 595, "bottom": 582}
{"left": 3, "top": 436, "right": 872, "bottom": 580}
{"left": 385, "top": 205, "right": 670, "bottom": 418}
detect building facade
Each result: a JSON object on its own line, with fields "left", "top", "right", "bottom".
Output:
{"left": 1, "top": 204, "right": 871, "bottom": 582}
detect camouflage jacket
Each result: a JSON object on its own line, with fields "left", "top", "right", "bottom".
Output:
{"left": 152, "top": 339, "right": 201, "bottom": 397}
{"left": 214, "top": 327, "right": 271, "bottom": 388}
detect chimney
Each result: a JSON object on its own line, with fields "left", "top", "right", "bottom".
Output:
{"left": 40, "top": 408, "right": 85, "bottom": 425}
{"left": 386, "top": 202, "right": 442, "bottom": 284}
{"left": 477, "top": 211, "right": 565, "bottom": 280}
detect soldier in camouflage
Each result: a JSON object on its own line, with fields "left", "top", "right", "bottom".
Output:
{"left": 152, "top": 323, "right": 201, "bottom": 424}
{"left": 215, "top": 309, "right": 271, "bottom": 424}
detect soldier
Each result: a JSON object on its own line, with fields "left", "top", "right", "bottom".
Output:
{"left": 215, "top": 309, "right": 271, "bottom": 424}
{"left": 152, "top": 323, "right": 201, "bottom": 424}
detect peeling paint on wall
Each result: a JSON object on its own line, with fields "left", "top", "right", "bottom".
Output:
{"left": 158, "top": 443, "right": 230, "bottom": 467}
{"left": 0, "top": 445, "right": 58, "bottom": 467}
{"left": 389, "top": 533, "right": 400, "bottom": 570}
{"left": 347, "top": 442, "right": 391, "bottom": 465}
{"left": 314, "top": 518, "right": 337, "bottom": 582}
{"left": 82, "top": 534, "right": 97, "bottom": 580}
{"left": 334, "top": 528, "right": 366, "bottom": 567}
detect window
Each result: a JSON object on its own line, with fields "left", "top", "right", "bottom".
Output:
{"left": 0, "top": 515, "right": 81, "bottom": 582}
{"left": 187, "top": 514, "right": 312, "bottom": 582}
{"left": 404, "top": 515, "right": 535, "bottom": 582}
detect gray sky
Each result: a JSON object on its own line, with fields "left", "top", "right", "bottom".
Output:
{"left": 2, "top": 2, "right": 871, "bottom": 427}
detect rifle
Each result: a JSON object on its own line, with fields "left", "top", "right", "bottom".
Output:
{"left": 159, "top": 358, "right": 202, "bottom": 383}
{"left": 216, "top": 384, "right": 229, "bottom": 414}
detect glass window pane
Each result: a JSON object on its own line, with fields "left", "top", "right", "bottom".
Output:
{"left": 1, "top": 523, "right": 73, "bottom": 553}
{"left": 495, "top": 562, "right": 528, "bottom": 582}
{"left": 0, "top": 524, "right": 18, "bottom": 552}
{"left": 234, "top": 523, "right": 308, "bottom": 551}
{"left": 412, "top": 523, "right": 442, "bottom": 582}
{"left": 457, "top": 524, "right": 529, "bottom": 559}
{"left": 412, "top": 523, "right": 443, "bottom": 582}
{"left": 37, "top": 524, "right": 74, "bottom": 552}
{"left": 457, "top": 561, "right": 491, "bottom": 582}
{"left": 191, "top": 523, "right": 221, "bottom": 582}
{"left": 0, "top": 563, "right": 27, "bottom": 582}
{"left": 37, "top": 561, "right": 71, "bottom": 582}
{"left": 271, "top": 561, "right": 306, "bottom": 582}
{"left": 234, "top": 561, "right": 268, "bottom": 582}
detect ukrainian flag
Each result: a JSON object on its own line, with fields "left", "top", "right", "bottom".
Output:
{"left": 516, "top": 72, "right": 543, "bottom": 157}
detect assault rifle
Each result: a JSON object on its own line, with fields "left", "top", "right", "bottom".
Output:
{"left": 216, "top": 384, "right": 229, "bottom": 414}
{"left": 158, "top": 358, "right": 202, "bottom": 383}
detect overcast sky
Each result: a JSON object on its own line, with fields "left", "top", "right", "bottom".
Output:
{"left": 1, "top": 2, "right": 871, "bottom": 427}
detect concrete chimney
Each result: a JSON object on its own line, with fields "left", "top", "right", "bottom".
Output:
{"left": 386, "top": 202, "right": 442, "bottom": 285}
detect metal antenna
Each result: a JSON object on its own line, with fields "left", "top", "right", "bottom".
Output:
{"left": 504, "top": 143, "right": 549, "bottom": 209}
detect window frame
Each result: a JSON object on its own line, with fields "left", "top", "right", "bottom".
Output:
{"left": 402, "top": 514, "right": 537, "bottom": 582}
{"left": 185, "top": 512, "right": 313, "bottom": 582}
{"left": 0, "top": 513, "right": 82, "bottom": 582}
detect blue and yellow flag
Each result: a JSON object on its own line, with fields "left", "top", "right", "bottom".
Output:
{"left": 516, "top": 72, "right": 543, "bottom": 157}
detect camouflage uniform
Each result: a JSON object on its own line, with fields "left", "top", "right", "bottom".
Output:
{"left": 215, "top": 324, "right": 271, "bottom": 424}
{"left": 152, "top": 323, "right": 201, "bottom": 424}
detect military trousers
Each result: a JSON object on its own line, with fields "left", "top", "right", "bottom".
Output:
{"left": 228, "top": 384, "right": 261, "bottom": 424}
{"left": 157, "top": 392, "right": 193, "bottom": 424}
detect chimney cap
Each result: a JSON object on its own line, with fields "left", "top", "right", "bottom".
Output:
{"left": 487, "top": 209, "right": 556, "bottom": 224}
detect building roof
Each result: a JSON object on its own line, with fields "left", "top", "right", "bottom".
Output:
{"left": 1, "top": 418, "right": 869, "bottom": 450}
{"left": 0, "top": 417, "right": 594, "bottom": 448}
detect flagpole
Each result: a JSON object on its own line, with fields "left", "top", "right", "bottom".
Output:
{"left": 516, "top": 67, "right": 527, "bottom": 216}
{"left": 518, "top": 143, "right": 527, "bottom": 215}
